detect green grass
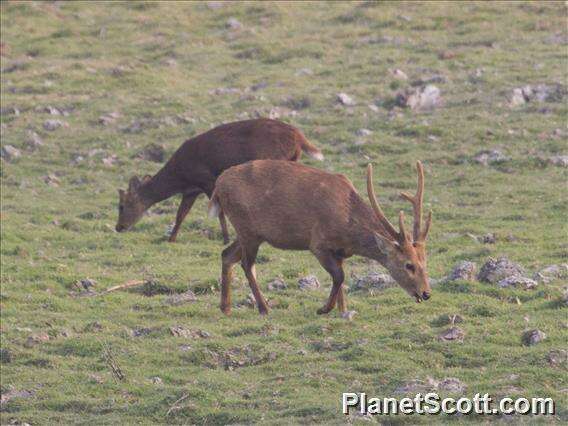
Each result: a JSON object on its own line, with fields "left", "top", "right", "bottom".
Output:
{"left": 1, "top": 1, "right": 567, "bottom": 424}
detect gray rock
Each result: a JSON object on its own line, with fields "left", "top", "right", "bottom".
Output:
{"left": 547, "top": 349, "right": 567, "bottom": 367}
{"left": 473, "top": 150, "right": 509, "bottom": 166}
{"left": 480, "top": 233, "right": 496, "bottom": 244}
{"left": 165, "top": 290, "right": 197, "bottom": 306}
{"left": 351, "top": 272, "right": 395, "bottom": 291}
{"left": 438, "top": 326, "right": 465, "bottom": 342}
{"left": 478, "top": 257, "right": 526, "bottom": 283}
{"left": 341, "top": 310, "right": 357, "bottom": 321}
{"left": 509, "top": 84, "right": 567, "bottom": 107}
{"left": 0, "top": 388, "right": 34, "bottom": 408}
{"left": 169, "top": 326, "right": 211, "bottom": 339}
{"left": 522, "top": 329, "right": 546, "bottom": 346}
{"left": 24, "top": 332, "right": 50, "bottom": 348}
{"left": 448, "top": 261, "right": 477, "bottom": 282}
{"left": 508, "top": 88, "right": 526, "bottom": 107}
{"left": 24, "top": 130, "right": 44, "bottom": 149}
{"left": 76, "top": 278, "right": 96, "bottom": 291}
{"left": 226, "top": 17, "right": 243, "bottom": 30}
{"left": 151, "top": 376, "right": 163, "bottom": 385}
{"left": 356, "top": 128, "right": 373, "bottom": 137}
{"left": 267, "top": 278, "right": 287, "bottom": 291}
{"left": 136, "top": 143, "right": 165, "bottom": 163}
{"left": 438, "top": 377, "right": 466, "bottom": 393}
{"left": 498, "top": 275, "right": 538, "bottom": 290}
{"left": 395, "top": 377, "right": 439, "bottom": 394}
{"left": 396, "top": 85, "right": 442, "bottom": 110}
{"left": 295, "top": 68, "right": 314, "bottom": 76}
{"left": 99, "top": 112, "right": 120, "bottom": 126}
{"left": 0, "top": 145, "right": 21, "bottom": 162}
{"left": 337, "top": 93, "right": 356, "bottom": 106}
{"left": 0, "top": 348, "right": 12, "bottom": 363}
{"left": 42, "top": 173, "right": 61, "bottom": 187}
{"left": 533, "top": 263, "right": 568, "bottom": 284}
{"left": 298, "top": 275, "right": 320, "bottom": 290}
{"left": 43, "top": 119, "right": 67, "bottom": 131}
{"left": 549, "top": 155, "right": 568, "bottom": 168}
{"left": 390, "top": 68, "right": 408, "bottom": 80}
{"left": 131, "top": 327, "right": 153, "bottom": 337}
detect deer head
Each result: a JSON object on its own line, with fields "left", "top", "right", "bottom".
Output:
{"left": 115, "top": 175, "right": 151, "bottom": 232}
{"left": 367, "top": 162, "right": 433, "bottom": 302}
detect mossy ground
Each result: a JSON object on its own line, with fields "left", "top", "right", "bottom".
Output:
{"left": 1, "top": 1, "right": 566, "bottom": 424}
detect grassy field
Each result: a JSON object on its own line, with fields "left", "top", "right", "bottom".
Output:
{"left": 1, "top": 1, "right": 567, "bottom": 424}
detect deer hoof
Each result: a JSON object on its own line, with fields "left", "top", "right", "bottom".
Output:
{"left": 168, "top": 236, "right": 177, "bottom": 243}
{"left": 258, "top": 306, "right": 269, "bottom": 316}
{"left": 317, "top": 306, "right": 331, "bottom": 315}
{"left": 220, "top": 305, "right": 231, "bottom": 315}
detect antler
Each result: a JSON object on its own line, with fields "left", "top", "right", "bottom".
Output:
{"left": 400, "top": 161, "right": 432, "bottom": 242}
{"left": 366, "top": 164, "right": 400, "bottom": 241}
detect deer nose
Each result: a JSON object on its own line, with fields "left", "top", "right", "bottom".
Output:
{"left": 422, "top": 291, "right": 431, "bottom": 301}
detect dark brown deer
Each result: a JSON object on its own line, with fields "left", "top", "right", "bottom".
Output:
{"left": 116, "top": 118, "right": 323, "bottom": 243}
{"left": 208, "top": 160, "right": 432, "bottom": 316}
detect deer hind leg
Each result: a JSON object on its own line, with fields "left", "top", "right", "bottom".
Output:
{"left": 240, "top": 241, "right": 269, "bottom": 315}
{"left": 168, "top": 192, "right": 199, "bottom": 242}
{"left": 218, "top": 210, "right": 230, "bottom": 244}
{"left": 313, "top": 249, "right": 346, "bottom": 315}
{"left": 220, "top": 241, "right": 242, "bottom": 315}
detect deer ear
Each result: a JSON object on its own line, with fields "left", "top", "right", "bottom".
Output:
{"left": 128, "top": 176, "right": 141, "bottom": 191}
{"left": 374, "top": 232, "right": 399, "bottom": 256}
{"left": 142, "top": 174, "right": 152, "bottom": 183}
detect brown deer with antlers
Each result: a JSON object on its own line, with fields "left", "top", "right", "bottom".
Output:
{"left": 208, "top": 160, "right": 432, "bottom": 316}
{"left": 115, "top": 118, "right": 323, "bottom": 243}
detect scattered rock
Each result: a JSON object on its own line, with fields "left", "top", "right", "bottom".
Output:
{"left": 250, "top": 81, "right": 268, "bottom": 91}
{"left": 135, "top": 143, "right": 165, "bottom": 163}
{"left": 368, "top": 104, "right": 380, "bottom": 112}
{"left": 473, "top": 149, "right": 509, "bottom": 166}
{"left": 169, "top": 326, "right": 211, "bottom": 339}
{"left": 151, "top": 376, "right": 163, "bottom": 385}
{"left": 75, "top": 278, "right": 96, "bottom": 291}
{"left": 356, "top": 128, "right": 373, "bottom": 137}
{"left": 130, "top": 327, "right": 153, "bottom": 337}
{"left": 508, "top": 84, "right": 567, "bottom": 107}
{"left": 42, "top": 173, "right": 61, "bottom": 187}
{"left": 438, "top": 326, "right": 465, "bottom": 342}
{"left": 209, "top": 87, "right": 242, "bottom": 96}
{"left": 102, "top": 155, "right": 118, "bottom": 167}
{"left": 42, "top": 105, "right": 66, "bottom": 116}
{"left": 0, "top": 388, "right": 34, "bottom": 408}
{"left": 545, "top": 33, "right": 568, "bottom": 45}
{"left": 498, "top": 275, "right": 538, "bottom": 290}
{"left": 24, "top": 332, "right": 50, "bottom": 348}
{"left": 265, "top": 106, "right": 297, "bottom": 120}
{"left": 522, "top": 329, "right": 546, "bottom": 346}
{"left": 0, "top": 348, "right": 12, "bottom": 363}
{"left": 282, "top": 96, "right": 311, "bottom": 110}
{"left": 395, "top": 377, "right": 439, "bottom": 394}
{"left": 478, "top": 257, "right": 526, "bottom": 283}
{"left": 337, "top": 93, "right": 356, "bottom": 106}
{"left": 547, "top": 349, "right": 567, "bottom": 367}
{"left": 43, "top": 119, "right": 68, "bottom": 131}
{"left": 448, "top": 261, "right": 477, "bottom": 282}
{"left": 295, "top": 68, "right": 313, "bottom": 76}
{"left": 83, "top": 321, "right": 103, "bottom": 332}
{"left": 0, "top": 145, "right": 21, "bottom": 162}
{"left": 165, "top": 290, "right": 197, "bottom": 306}
{"left": 439, "top": 50, "right": 456, "bottom": 60}
{"left": 549, "top": 155, "right": 568, "bottom": 168}
{"left": 533, "top": 264, "right": 568, "bottom": 283}
{"left": 298, "top": 275, "right": 320, "bottom": 290}
{"left": 351, "top": 272, "right": 395, "bottom": 291}
{"left": 396, "top": 85, "right": 442, "bottom": 110}
{"left": 508, "top": 88, "right": 526, "bottom": 108}
{"left": 226, "top": 17, "right": 243, "bottom": 30}
{"left": 0, "top": 106, "right": 20, "bottom": 116}
{"left": 179, "top": 344, "right": 192, "bottom": 352}
{"left": 389, "top": 68, "right": 408, "bottom": 80}
{"left": 99, "top": 112, "right": 120, "bottom": 126}
{"left": 24, "top": 130, "right": 44, "bottom": 149}
{"left": 438, "top": 377, "right": 466, "bottom": 393}
{"left": 341, "top": 310, "right": 357, "bottom": 321}
{"left": 480, "top": 233, "right": 496, "bottom": 244}
{"left": 267, "top": 278, "right": 287, "bottom": 291}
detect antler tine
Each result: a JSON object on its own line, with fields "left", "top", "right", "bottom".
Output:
{"left": 398, "top": 210, "right": 408, "bottom": 242}
{"left": 421, "top": 210, "right": 432, "bottom": 241}
{"left": 400, "top": 161, "right": 425, "bottom": 242}
{"left": 366, "top": 164, "right": 399, "bottom": 240}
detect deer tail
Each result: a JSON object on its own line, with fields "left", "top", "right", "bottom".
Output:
{"left": 298, "top": 133, "right": 324, "bottom": 161}
{"left": 208, "top": 189, "right": 221, "bottom": 218}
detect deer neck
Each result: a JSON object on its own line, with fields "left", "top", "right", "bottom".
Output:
{"left": 138, "top": 166, "right": 184, "bottom": 208}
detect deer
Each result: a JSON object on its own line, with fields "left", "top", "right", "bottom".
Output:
{"left": 208, "top": 159, "right": 432, "bottom": 316}
{"left": 115, "top": 118, "right": 323, "bottom": 243}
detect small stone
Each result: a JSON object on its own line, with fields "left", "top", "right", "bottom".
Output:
{"left": 547, "top": 349, "right": 567, "bottom": 367}
{"left": 395, "top": 377, "right": 439, "bottom": 394}
{"left": 533, "top": 264, "right": 568, "bottom": 283}
{"left": 337, "top": 93, "right": 356, "bottom": 106}
{"left": 341, "top": 310, "right": 357, "bottom": 321}
{"left": 151, "top": 376, "right": 163, "bottom": 385}
{"left": 135, "top": 143, "right": 165, "bottom": 163}
{"left": 498, "top": 275, "right": 538, "bottom": 290}
{"left": 438, "top": 377, "right": 466, "bottom": 393}
{"left": 295, "top": 68, "right": 313, "bottom": 76}
{"left": 169, "top": 326, "right": 210, "bottom": 339}
{"left": 131, "top": 327, "right": 153, "bottom": 337}
{"left": 267, "top": 278, "right": 287, "bottom": 291}
{"left": 522, "top": 329, "right": 546, "bottom": 346}
{"left": 298, "top": 275, "right": 320, "bottom": 290}
{"left": 480, "top": 233, "right": 496, "bottom": 244}
{"left": 76, "top": 278, "right": 96, "bottom": 291}
{"left": 226, "top": 18, "right": 243, "bottom": 30}
{"left": 0, "top": 348, "right": 12, "bottom": 363}
{"left": 368, "top": 104, "right": 380, "bottom": 112}
{"left": 44, "top": 105, "right": 62, "bottom": 115}
{"left": 508, "top": 88, "right": 526, "bottom": 107}
{"left": 0, "top": 145, "right": 21, "bottom": 162}
{"left": 473, "top": 149, "right": 509, "bottom": 166}
{"left": 179, "top": 344, "right": 192, "bottom": 352}
{"left": 165, "top": 290, "right": 197, "bottom": 306}
{"left": 24, "top": 130, "right": 44, "bottom": 149}
{"left": 102, "top": 155, "right": 117, "bottom": 167}
{"left": 448, "top": 261, "right": 477, "bottom": 282}
{"left": 439, "top": 50, "right": 456, "bottom": 60}
{"left": 98, "top": 112, "right": 120, "bottom": 126}
{"left": 43, "top": 119, "right": 68, "bottom": 131}
{"left": 351, "top": 272, "right": 395, "bottom": 291}
{"left": 549, "top": 155, "right": 568, "bottom": 168}
{"left": 438, "top": 327, "right": 465, "bottom": 342}
{"left": 356, "top": 128, "right": 373, "bottom": 137}
{"left": 42, "top": 173, "right": 61, "bottom": 187}
{"left": 396, "top": 85, "right": 442, "bottom": 110}
{"left": 0, "top": 389, "right": 34, "bottom": 408}
{"left": 390, "top": 68, "right": 408, "bottom": 80}
{"left": 24, "top": 332, "right": 50, "bottom": 348}
{"left": 478, "top": 257, "right": 526, "bottom": 283}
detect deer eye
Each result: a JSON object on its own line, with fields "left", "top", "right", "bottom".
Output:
{"left": 405, "top": 263, "right": 416, "bottom": 273}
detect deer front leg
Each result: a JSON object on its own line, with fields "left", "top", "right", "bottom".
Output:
{"left": 313, "top": 249, "right": 346, "bottom": 315}
{"left": 240, "top": 241, "right": 269, "bottom": 315}
{"left": 168, "top": 193, "right": 199, "bottom": 242}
